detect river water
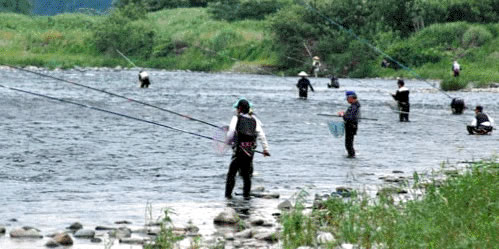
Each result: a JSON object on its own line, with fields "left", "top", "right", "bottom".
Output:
{"left": 0, "top": 68, "right": 497, "bottom": 248}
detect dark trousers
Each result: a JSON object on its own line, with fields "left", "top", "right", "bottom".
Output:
{"left": 140, "top": 79, "right": 150, "bottom": 88}
{"left": 467, "top": 125, "right": 493, "bottom": 135}
{"left": 398, "top": 103, "right": 410, "bottom": 122}
{"left": 299, "top": 89, "right": 308, "bottom": 99}
{"left": 225, "top": 153, "right": 253, "bottom": 198}
{"left": 345, "top": 123, "right": 357, "bottom": 157}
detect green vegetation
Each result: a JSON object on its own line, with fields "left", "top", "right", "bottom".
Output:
{"left": 0, "top": 0, "right": 498, "bottom": 89}
{"left": 280, "top": 160, "right": 498, "bottom": 248}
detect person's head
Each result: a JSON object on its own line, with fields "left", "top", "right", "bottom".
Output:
{"left": 298, "top": 71, "right": 308, "bottom": 78}
{"left": 345, "top": 91, "right": 357, "bottom": 103}
{"left": 313, "top": 56, "right": 320, "bottom": 60}
{"left": 233, "top": 98, "right": 252, "bottom": 114}
{"left": 474, "top": 105, "right": 483, "bottom": 113}
{"left": 397, "top": 78, "right": 404, "bottom": 87}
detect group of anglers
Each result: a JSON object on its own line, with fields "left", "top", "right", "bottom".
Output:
{"left": 136, "top": 60, "right": 492, "bottom": 200}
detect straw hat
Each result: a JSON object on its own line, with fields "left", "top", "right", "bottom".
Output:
{"left": 313, "top": 56, "right": 320, "bottom": 60}
{"left": 298, "top": 71, "right": 308, "bottom": 77}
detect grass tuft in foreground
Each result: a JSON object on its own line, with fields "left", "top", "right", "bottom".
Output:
{"left": 280, "top": 160, "right": 498, "bottom": 248}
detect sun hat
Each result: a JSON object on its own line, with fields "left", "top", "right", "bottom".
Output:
{"left": 298, "top": 71, "right": 308, "bottom": 77}
{"left": 313, "top": 56, "right": 320, "bottom": 60}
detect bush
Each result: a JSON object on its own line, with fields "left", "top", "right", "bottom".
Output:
{"left": 208, "top": 0, "right": 289, "bottom": 21}
{"left": 440, "top": 76, "right": 468, "bottom": 91}
{"left": 462, "top": 26, "right": 493, "bottom": 48}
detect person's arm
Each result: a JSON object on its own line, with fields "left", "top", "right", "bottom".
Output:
{"left": 391, "top": 90, "right": 398, "bottom": 100}
{"left": 470, "top": 117, "right": 477, "bottom": 126}
{"left": 254, "top": 117, "right": 270, "bottom": 156}
{"left": 226, "top": 116, "right": 238, "bottom": 144}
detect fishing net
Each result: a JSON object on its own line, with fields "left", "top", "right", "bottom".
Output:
{"left": 213, "top": 125, "right": 231, "bottom": 156}
{"left": 328, "top": 121, "right": 345, "bottom": 138}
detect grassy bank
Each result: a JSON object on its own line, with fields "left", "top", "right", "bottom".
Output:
{"left": 0, "top": 8, "right": 498, "bottom": 88}
{"left": 280, "top": 160, "right": 498, "bottom": 248}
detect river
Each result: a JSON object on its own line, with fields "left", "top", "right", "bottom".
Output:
{"left": 0, "top": 68, "right": 497, "bottom": 248}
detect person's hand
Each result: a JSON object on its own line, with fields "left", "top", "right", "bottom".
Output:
{"left": 263, "top": 150, "right": 271, "bottom": 157}
{"left": 338, "top": 111, "right": 344, "bottom": 117}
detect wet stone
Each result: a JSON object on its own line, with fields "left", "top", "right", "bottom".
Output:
{"left": 74, "top": 229, "right": 95, "bottom": 238}
{"left": 317, "top": 232, "right": 335, "bottom": 244}
{"left": 214, "top": 208, "right": 239, "bottom": 225}
{"left": 119, "top": 238, "right": 148, "bottom": 245}
{"left": 95, "top": 226, "right": 115, "bottom": 231}
{"left": 45, "top": 239, "right": 59, "bottom": 248}
{"left": 67, "top": 222, "right": 83, "bottom": 231}
{"left": 53, "top": 233, "right": 73, "bottom": 246}
{"left": 277, "top": 200, "right": 292, "bottom": 210}
{"left": 90, "top": 237, "right": 102, "bottom": 243}
{"left": 109, "top": 227, "right": 132, "bottom": 239}
{"left": 0, "top": 226, "right": 5, "bottom": 234}
{"left": 9, "top": 227, "right": 43, "bottom": 238}
{"left": 115, "top": 220, "right": 132, "bottom": 225}
{"left": 234, "top": 229, "right": 252, "bottom": 239}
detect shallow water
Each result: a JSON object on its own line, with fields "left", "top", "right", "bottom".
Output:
{"left": 0, "top": 68, "right": 497, "bottom": 248}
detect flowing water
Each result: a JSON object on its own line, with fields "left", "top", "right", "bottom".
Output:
{"left": 0, "top": 68, "right": 497, "bottom": 248}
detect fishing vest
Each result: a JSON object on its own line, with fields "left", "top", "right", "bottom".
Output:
{"left": 235, "top": 115, "right": 257, "bottom": 155}
{"left": 396, "top": 87, "right": 409, "bottom": 103}
{"left": 476, "top": 113, "right": 490, "bottom": 126}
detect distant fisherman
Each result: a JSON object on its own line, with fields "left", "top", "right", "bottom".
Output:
{"left": 391, "top": 78, "right": 410, "bottom": 122}
{"left": 327, "top": 75, "right": 340, "bottom": 88}
{"left": 225, "top": 98, "right": 270, "bottom": 199}
{"left": 452, "top": 60, "right": 461, "bottom": 77}
{"left": 310, "top": 56, "right": 321, "bottom": 78}
{"left": 467, "top": 105, "right": 494, "bottom": 135}
{"left": 138, "top": 70, "right": 150, "bottom": 88}
{"left": 451, "top": 98, "right": 466, "bottom": 114}
{"left": 296, "top": 71, "right": 314, "bottom": 99}
{"left": 338, "top": 91, "right": 360, "bottom": 158}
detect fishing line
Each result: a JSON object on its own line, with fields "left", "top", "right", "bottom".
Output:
{"left": 0, "top": 84, "right": 265, "bottom": 154}
{"left": 115, "top": 49, "right": 138, "bottom": 68}
{"left": 0, "top": 83, "right": 220, "bottom": 142}
{"left": 9, "top": 66, "right": 222, "bottom": 129}
{"left": 297, "top": 0, "right": 455, "bottom": 100}
{"left": 317, "top": 113, "right": 378, "bottom": 121}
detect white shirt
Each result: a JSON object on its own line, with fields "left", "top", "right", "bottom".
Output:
{"left": 139, "top": 71, "right": 149, "bottom": 79}
{"left": 226, "top": 114, "right": 269, "bottom": 151}
{"left": 470, "top": 114, "right": 494, "bottom": 127}
{"left": 453, "top": 62, "right": 460, "bottom": 71}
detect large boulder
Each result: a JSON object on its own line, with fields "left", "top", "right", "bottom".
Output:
{"left": 54, "top": 233, "right": 73, "bottom": 246}
{"left": 214, "top": 208, "right": 239, "bottom": 225}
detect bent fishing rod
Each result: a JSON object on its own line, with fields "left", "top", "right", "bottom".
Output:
{"left": 9, "top": 66, "right": 222, "bottom": 129}
{"left": 317, "top": 113, "right": 378, "bottom": 121}
{"left": 0, "top": 84, "right": 264, "bottom": 154}
{"left": 115, "top": 49, "right": 138, "bottom": 68}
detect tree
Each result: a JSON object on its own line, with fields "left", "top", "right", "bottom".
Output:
{"left": 0, "top": 0, "right": 33, "bottom": 14}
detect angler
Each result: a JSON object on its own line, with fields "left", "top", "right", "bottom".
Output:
{"left": 467, "top": 106, "right": 494, "bottom": 135}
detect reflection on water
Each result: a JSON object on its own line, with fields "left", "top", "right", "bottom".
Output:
{"left": 0, "top": 68, "right": 497, "bottom": 248}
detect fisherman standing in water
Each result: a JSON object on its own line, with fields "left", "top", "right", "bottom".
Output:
{"left": 467, "top": 105, "right": 494, "bottom": 135}
{"left": 338, "top": 91, "right": 360, "bottom": 158}
{"left": 310, "top": 56, "right": 321, "bottom": 78}
{"left": 451, "top": 98, "right": 466, "bottom": 114}
{"left": 296, "top": 71, "right": 314, "bottom": 99}
{"left": 138, "top": 70, "right": 150, "bottom": 88}
{"left": 225, "top": 98, "right": 270, "bottom": 199}
{"left": 391, "top": 78, "right": 410, "bottom": 122}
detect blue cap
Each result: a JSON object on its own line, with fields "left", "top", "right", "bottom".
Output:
{"left": 232, "top": 98, "right": 253, "bottom": 109}
{"left": 345, "top": 91, "right": 356, "bottom": 97}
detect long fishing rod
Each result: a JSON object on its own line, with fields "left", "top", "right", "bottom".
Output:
{"left": 297, "top": 1, "right": 454, "bottom": 100}
{"left": 115, "top": 49, "right": 138, "bottom": 68}
{"left": 0, "top": 84, "right": 218, "bottom": 142}
{"left": 0, "top": 83, "right": 266, "bottom": 154}
{"left": 10, "top": 66, "right": 222, "bottom": 129}
{"left": 317, "top": 113, "right": 378, "bottom": 121}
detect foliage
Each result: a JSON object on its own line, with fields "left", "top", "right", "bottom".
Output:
{"left": 208, "top": 0, "right": 290, "bottom": 21}
{"left": 440, "top": 76, "right": 468, "bottom": 91}
{"left": 93, "top": 3, "right": 155, "bottom": 57}
{"left": 144, "top": 209, "right": 184, "bottom": 249}
{"left": 279, "top": 160, "right": 499, "bottom": 248}
{"left": 113, "top": 0, "right": 213, "bottom": 10}
{"left": 0, "top": 0, "right": 32, "bottom": 14}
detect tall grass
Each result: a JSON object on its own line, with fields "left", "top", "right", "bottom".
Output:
{"left": 280, "top": 160, "right": 498, "bottom": 248}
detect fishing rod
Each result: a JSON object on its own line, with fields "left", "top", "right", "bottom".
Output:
{"left": 317, "top": 113, "right": 378, "bottom": 121}
{"left": 10, "top": 66, "right": 222, "bottom": 129}
{"left": 297, "top": 1, "right": 455, "bottom": 100}
{"left": 0, "top": 84, "right": 265, "bottom": 154}
{"left": 115, "top": 49, "right": 138, "bottom": 68}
